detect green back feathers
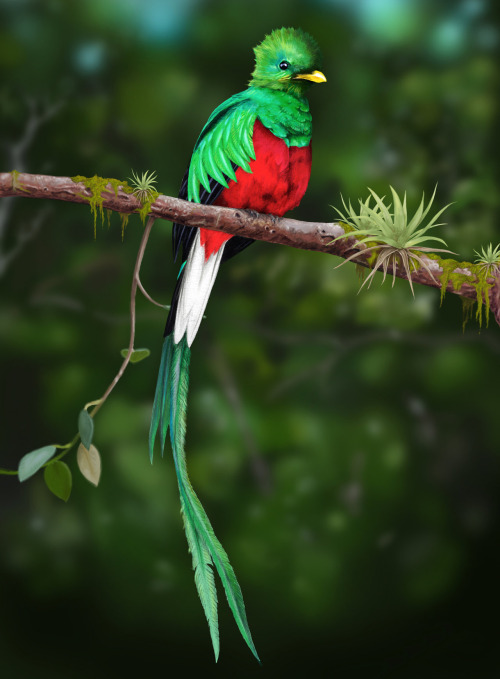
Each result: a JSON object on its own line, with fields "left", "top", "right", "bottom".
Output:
{"left": 249, "top": 27, "right": 322, "bottom": 94}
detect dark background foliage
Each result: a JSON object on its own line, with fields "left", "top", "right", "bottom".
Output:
{"left": 1, "top": 0, "right": 499, "bottom": 676}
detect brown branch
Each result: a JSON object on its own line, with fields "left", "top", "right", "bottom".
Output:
{"left": 1, "top": 171, "right": 500, "bottom": 325}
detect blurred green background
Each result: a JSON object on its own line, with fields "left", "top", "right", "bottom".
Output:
{"left": 1, "top": 0, "right": 499, "bottom": 676}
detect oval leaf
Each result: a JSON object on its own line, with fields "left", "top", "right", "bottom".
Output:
{"left": 44, "top": 461, "right": 72, "bottom": 502}
{"left": 77, "top": 443, "right": 101, "bottom": 487}
{"left": 18, "top": 445, "right": 56, "bottom": 482}
{"left": 120, "top": 347, "right": 151, "bottom": 363}
{"left": 78, "top": 409, "right": 94, "bottom": 449}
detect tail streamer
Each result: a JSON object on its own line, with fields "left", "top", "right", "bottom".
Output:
{"left": 150, "top": 334, "right": 260, "bottom": 662}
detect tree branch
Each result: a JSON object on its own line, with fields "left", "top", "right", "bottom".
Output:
{"left": 1, "top": 171, "right": 499, "bottom": 326}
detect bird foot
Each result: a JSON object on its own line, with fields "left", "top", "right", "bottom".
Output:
{"left": 243, "top": 208, "right": 261, "bottom": 220}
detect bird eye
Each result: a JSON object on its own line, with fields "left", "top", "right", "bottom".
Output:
{"left": 279, "top": 60, "right": 290, "bottom": 70}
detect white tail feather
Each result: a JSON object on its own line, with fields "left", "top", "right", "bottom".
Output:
{"left": 174, "top": 231, "right": 226, "bottom": 346}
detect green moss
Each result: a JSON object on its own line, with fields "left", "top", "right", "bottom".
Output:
{"left": 427, "top": 253, "right": 494, "bottom": 328}
{"left": 119, "top": 213, "right": 130, "bottom": 241}
{"left": 469, "top": 263, "right": 493, "bottom": 327}
{"left": 355, "top": 263, "right": 366, "bottom": 282}
{"left": 71, "top": 175, "right": 134, "bottom": 237}
{"left": 435, "top": 257, "right": 471, "bottom": 303}
{"left": 342, "top": 229, "right": 379, "bottom": 267}
{"left": 11, "top": 169, "right": 29, "bottom": 192}
{"left": 136, "top": 190, "right": 159, "bottom": 224}
{"left": 70, "top": 174, "right": 160, "bottom": 237}
{"left": 338, "top": 220, "right": 355, "bottom": 235}
{"left": 364, "top": 240, "right": 381, "bottom": 268}
{"left": 461, "top": 297, "right": 475, "bottom": 332}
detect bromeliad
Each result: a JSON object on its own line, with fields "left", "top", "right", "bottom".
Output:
{"left": 149, "top": 27, "right": 325, "bottom": 661}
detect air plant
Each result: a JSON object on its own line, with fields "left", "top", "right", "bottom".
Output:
{"left": 473, "top": 242, "right": 500, "bottom": 277}
{"left": 333, "top": 186, "right": 453, "bottom": 295}
{"left": 128, "top": 169, "right": 158, "bottom": 203}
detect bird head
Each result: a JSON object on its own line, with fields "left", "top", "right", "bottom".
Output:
{"left": 249, "top": 27, "right": 326, "bottom": 95}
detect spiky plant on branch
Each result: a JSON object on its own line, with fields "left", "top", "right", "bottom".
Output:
{"left": 333, "top": 186, "right": 453, "bottom": 295}
{"left": 474, "top": 242, "right": 500, "bottom": 278}
{"left": 128, "top": 169, "right": 158, "bottom": 203}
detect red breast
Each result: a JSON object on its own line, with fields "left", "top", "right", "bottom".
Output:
{"left": 200, "top": 120, "right": 312, "bottom": 258}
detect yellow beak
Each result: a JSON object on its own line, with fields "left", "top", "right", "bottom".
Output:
{"left": 294, "top": 70, "right": 327, "bottom": 83}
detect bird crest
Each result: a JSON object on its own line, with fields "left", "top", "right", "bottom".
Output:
{"left": 249, "top": 27, "right": 323, "bottom": 93}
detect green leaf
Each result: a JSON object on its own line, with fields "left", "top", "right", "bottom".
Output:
{"left": 18, "top": 445, "right": 56, "bottom": 482}
{"left": 78, "top": 409, "right": 94, "bottom": 449}
{"left": 121, "top": 347, "right": 151, "bottom": 363}
{"left": 44, "top": 461, "right": 72, "bottom": 502}
{"left": 77, "top": 443, "right": 101, "bottom": 486}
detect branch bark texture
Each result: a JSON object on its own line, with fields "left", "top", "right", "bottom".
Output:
{"left": 1, "top": 171, "right": 499, "bottom": 326}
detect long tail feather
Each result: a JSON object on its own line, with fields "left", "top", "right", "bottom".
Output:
{"left": 150, "top": 334, "right": 260, "bottom": 663}
{"left": 149, "top": 335, "right": 172, "bottom": 460}
{"left": 181, "top": 497, "right": 220, "bottom": 660}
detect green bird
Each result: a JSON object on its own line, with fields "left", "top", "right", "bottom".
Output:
{"left": 150, "top": 27, "right": 325, "bottom": 661}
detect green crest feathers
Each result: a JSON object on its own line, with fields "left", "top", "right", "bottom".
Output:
{"left": 249, "top": 27, "right": 322, "bottom": 91}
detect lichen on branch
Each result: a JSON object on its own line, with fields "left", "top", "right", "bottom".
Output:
{"left": 71, "top": 174, "right": 133, "bottom": 237}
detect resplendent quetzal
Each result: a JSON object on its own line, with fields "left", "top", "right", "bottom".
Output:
{"left": 149, "top": 27, "right": 325, "bottom": 662}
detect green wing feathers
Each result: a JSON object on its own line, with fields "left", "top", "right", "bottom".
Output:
{"left": 188, "top": 95, "right": 257, "bottom": 203}
{"left": 149, "top": 335, "right": 260, "bottom": 662}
